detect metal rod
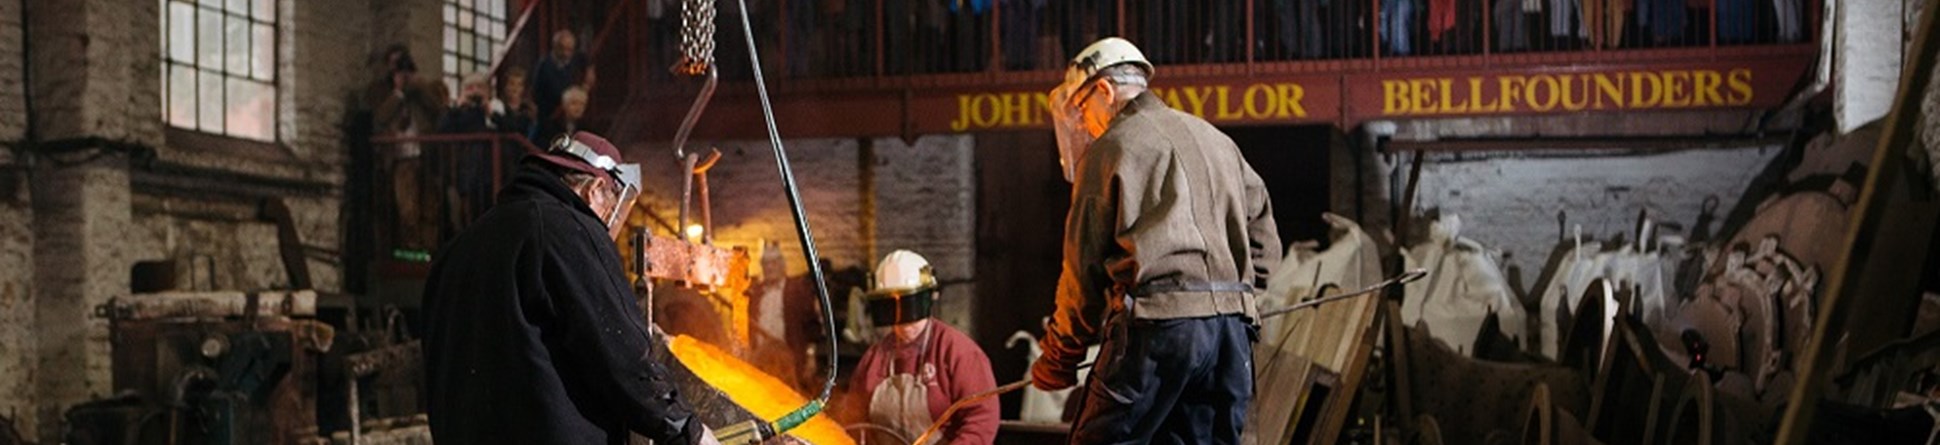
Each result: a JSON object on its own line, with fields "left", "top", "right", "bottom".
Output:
{"left": 910, "top": 268, "right": 1429, "bottom": 444}
{"left": 734, "top": 0, "right": 841, "bottom": 432}
{"left": 1774, "top": 0, "right": 1940, "bottom": 441}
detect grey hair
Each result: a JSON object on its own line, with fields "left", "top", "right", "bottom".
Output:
{"left": 561, "top": 86, "right": 589, "bottom": 104}
{"left": 1097, "top": 64, "right": 1149, "bottom": 88}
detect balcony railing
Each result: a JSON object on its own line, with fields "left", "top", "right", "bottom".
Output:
{"left": 583, "top": 0, "right": 1818, "bottom": 83}
{"left": 365, "top": 132, "right": 540, "bottom": 274}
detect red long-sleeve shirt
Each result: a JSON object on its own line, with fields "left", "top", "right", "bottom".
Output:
{"left": 846, "top": 321, "right": 1000, "bottom": 444}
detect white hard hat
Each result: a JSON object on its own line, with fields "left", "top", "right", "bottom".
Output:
{"left": 865, "top": 250, "right": 938, "bottom": 326}
{"left": 871, "top": 250, "right": 936, "bottom": 296}
{"left": 1068, "top": 37, "right": 1154, "bottom": 82}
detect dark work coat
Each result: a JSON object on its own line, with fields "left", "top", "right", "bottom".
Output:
{"left": 422, "top": 162, "right": 701, "bottom": 445}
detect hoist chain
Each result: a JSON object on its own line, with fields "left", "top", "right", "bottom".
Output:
{"left": 674, "top": 0, "right": 716, "bottom": 76}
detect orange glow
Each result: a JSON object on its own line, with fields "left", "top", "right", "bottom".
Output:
{"left": 669, "top": 335, "right": 856, "bottom": 445}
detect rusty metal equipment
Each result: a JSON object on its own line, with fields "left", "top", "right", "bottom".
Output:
{"left": 68, "top": 291, "right": 333, "bottom": 445}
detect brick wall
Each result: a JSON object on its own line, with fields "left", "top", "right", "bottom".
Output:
{"left": 0, "top": 165, "right": 33, "bottom": 438}
{"left": 1406, "top": 147, "right": 1781, "bottom": 297}
{"left": 4, "top": 0, "right": 414, "bottom": 440}
{"left": 0, "top": 0, "right": 29, "bottom": 437}
{"left": 627, "top": 134, "right": 981, "bottom": 334}
{"left": 1837, "top": 0, "right": 1906, "bottom": 133}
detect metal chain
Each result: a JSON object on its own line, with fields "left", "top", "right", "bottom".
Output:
{"left": 674, "top": 0, "right": 716, "bottom": 76}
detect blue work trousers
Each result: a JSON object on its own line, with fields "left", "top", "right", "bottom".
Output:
{"left": 1068, "top": 315, "right": 1256, "bottom": 445}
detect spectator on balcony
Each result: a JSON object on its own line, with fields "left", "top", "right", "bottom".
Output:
{"left": 1637, "top": 0, "right": 1686, "bottom": 45}
{"left": 1546, "top": 0, "right": 1573, "bottom": 46}
{"left": 787, "top": 0, "right": 816, "bottom": 77}
{"left": 1428, "top": 0, "right": 1456, "bottom": 49}
{"left": 440, "top": 72, "right": 498, "bottom": 134}
{"left": 1001, "top": 0, "right": 1044, "bottom": 70}
{"left": 949, "top": 0, "right": 990, "bottom": 72}
{"left": 495, "top": 67, "right": 538, "bottom": 140}
{"left": 915, "top": 0, "right": 949, "bottom": 73}
{"left": 1381, "top": 0, "right": 1415, "bottom": 55}
{"left": 1273, "top": 0, "right": 1326, "bottom": 59}
{"left": 1494, "top": 0, "right": 1528, "bottom": 51}
{"left": 1057, "top": 0, "right": 1116, "bottom": 62}
{"left": 365, "top": 48, "right": 449, "bottom": 251}
{"left": 436, "top": 72, "right": 501, "bottom": 234}
{"left": 537, "top": 87, "right": 589, "bottom": 148}
{"left": 1774, "top": 0, "right": 1802, "bottom": 42}
{"left": 533, "top": 30, "right": 595, "bottom": 124}
{"left": 1716, "top": 0, "right": 1753, "bottom": 43}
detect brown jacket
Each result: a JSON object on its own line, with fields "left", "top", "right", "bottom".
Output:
{"left": 1040, "top": 92, "right": 1282, "bottom": 366}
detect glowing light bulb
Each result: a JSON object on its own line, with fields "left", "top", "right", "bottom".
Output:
{"left": 685, "top": 224, "right": 705, "bottom": 241}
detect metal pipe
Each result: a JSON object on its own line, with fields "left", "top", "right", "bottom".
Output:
{"left": 732, "top": 0, "right": 840, "bottom": 436}
{"left": 910, "top": 268, "right": 1429, "bottom": 444}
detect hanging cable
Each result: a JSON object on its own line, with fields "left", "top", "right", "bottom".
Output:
{"left": 708, "top": 0, "right": 841, "bottom": 441}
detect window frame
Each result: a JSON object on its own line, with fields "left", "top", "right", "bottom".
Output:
{"left": 442, "top": 0, "right": 510, "bottom": 96}
{"left": 160, "top": 0, "right": 281, "bottom": 143}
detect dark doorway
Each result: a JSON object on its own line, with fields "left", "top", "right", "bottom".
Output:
{"left": 1225, "top": 125, "right": 1336, "bottom": 246}
{"left": 972, "top": 131, "right": 1070, "bottom": 420}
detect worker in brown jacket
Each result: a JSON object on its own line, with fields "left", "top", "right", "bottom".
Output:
{"left": 1030, "top": 37, "right": 1282, "bottom": 444}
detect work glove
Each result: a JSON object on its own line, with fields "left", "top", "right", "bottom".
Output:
{"left": 1031, "top": 353, "right": 1080, "bottom": 391}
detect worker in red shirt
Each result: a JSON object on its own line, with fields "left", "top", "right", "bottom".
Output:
{"left": 844, "top": 250, "right": 1000, "bottom": 444}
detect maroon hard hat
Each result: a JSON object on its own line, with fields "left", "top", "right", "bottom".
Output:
{"left": 532, "top": 131, "right": 626, "bottom": 183}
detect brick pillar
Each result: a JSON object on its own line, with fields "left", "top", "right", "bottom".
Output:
{"left": 1835, "top": 0, "right": 1906, "bottom": 133}
{"left": 23, "top": 0, "right": 151, "bottom": 439}
{"left": 0, "top": 162, "right": 34, "bottom": 440}
{"left": 29, "top": 158, "right": 129, "bottom": 443}
{"left": 870, "top": 135, "right": 978, "bottom": 337}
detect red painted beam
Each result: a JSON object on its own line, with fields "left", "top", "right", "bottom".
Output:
{"left": 618, "top": 45, "right": 1817, "bottom": 141}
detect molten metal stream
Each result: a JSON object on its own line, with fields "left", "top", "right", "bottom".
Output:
{"left": 669, "top": 335, "right": 856, "bottom": 445}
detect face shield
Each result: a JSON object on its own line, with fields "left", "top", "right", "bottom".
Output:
{"left": 863, "top": 286, "right": 936, "bottom": 327}
{"left": 605, "top": 163, "right": 641, "bottom": 230}
{"left": 550, "top": 136, "right": 642, "bottom": 232}
{"left": 1049, "top": 69, "right": 1096, "bottom": 183}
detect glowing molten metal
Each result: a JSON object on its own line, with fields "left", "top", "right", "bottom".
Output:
{"left": 669, "top": 335, "right": 856, "bottom": 445}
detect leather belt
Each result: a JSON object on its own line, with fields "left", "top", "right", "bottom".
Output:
{"left": 1128, "top": 280, "right": 1254, "bottom": 297}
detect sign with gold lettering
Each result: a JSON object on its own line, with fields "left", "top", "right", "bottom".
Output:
{"left": 632, "top": 52, "right": 1813, "bottom": 140}
{"left": 1345, "top": 64, "right": 1791, "bottom": 119}
{"left": 939, "top": 77, "right": 1340, "bottom": 133}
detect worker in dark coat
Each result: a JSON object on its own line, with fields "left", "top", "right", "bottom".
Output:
{"left": 1031, "top": 38, "right": 1282, "bottom": 444}
{"left": 421, "top": 131, "right": 719, "bottom": 445}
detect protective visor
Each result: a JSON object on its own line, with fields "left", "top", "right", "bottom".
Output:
{"left": 1049, "top": 70, "right": 1094, "bottom": 183}
{"left": 550, "top": 137, "right": 641, "bottom": 228}
{"left": 864, "top": 287, "right": 936, "bottom": 326}
{"left": 606, "top": 163, "right": 641, "bottom": 228}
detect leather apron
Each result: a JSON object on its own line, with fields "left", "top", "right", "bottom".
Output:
{"left": 866, "top": 322, "right": 938, "bottom": 444}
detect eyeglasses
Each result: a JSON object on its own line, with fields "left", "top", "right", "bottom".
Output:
{"left": 1067, "top": 76, "right": 1117, "bottom": 118}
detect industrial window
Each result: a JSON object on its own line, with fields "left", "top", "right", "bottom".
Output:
{"left": 161, "top": 0, "right": 277, "bottom": 142}
{"left": 443, "top": 0, "right": 508, "bottom": 94}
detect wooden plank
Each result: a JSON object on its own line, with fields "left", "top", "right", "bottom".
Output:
{"left": 1773, "top": 1, "right": 1940, "bottom": 441}
{"left": 1313, "top": 293, "right": 1385, "bottom": 445}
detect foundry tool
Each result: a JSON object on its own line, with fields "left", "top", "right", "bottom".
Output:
{"left": 906, "top": 268, "right": 1431, "bottom": 444}
{"left": 688, "top": 0, "right": 841, "bottom": 441}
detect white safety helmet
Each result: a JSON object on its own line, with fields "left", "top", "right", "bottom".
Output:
{"left": 1051, "top": 38, "right": 1153, "bottom": 183}
{"left": 1067, "top": 37, "right": 1154, "bottom": 82}
{"left": 865, "top": 250, "right": 938, "bottom": 326}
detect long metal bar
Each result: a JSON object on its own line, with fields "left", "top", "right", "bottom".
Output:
{"left": 733, "top": 0, "right": 840, "bottom": 429}
{"left": 910, "top": 268, "right": 1428, "bottom": 444}
{"left": 1773, "top": 0, "right": 1940, "bottom": 441}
